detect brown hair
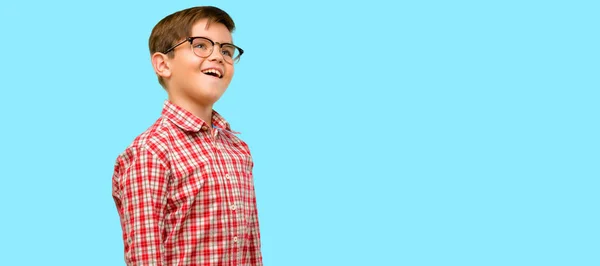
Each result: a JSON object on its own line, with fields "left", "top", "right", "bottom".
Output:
{"left": 149, "top": 6, "right": 236, "bottom": 87}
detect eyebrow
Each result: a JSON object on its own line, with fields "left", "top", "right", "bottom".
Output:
{"left": 192, "top": 35, "right": 233, "bottom": 45}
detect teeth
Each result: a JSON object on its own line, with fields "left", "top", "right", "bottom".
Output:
{"left": 202, "top": 69, "right": 222, "bottom": 78}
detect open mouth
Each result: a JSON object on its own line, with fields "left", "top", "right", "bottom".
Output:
{"left": 201, "top": 68, "right": 223, "bottom": 79}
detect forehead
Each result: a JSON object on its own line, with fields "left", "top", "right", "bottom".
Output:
{"left": 191, "top": 19, "right": 233, "bottom": 43}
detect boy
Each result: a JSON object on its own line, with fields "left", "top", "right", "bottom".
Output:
{"left": 111, "top": 6, "right": 262, "bottom": 265}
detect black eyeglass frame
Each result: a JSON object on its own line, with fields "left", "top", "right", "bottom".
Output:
{"left": 162, "top": 36, "right": 244, "bottom": 64}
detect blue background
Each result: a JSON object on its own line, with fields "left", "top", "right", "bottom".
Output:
{"left": 1, "top": 0, "right": 598, "bottom": 265}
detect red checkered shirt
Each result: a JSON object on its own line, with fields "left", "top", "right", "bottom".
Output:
{"left": 112, "top": 100, "right": 262, "bottom": 265}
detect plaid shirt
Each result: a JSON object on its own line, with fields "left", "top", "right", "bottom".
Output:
{"left": 112, "top": 101, "right": 262, "bottom": 265}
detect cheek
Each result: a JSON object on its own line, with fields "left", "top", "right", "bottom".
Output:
{"left": 226, "top": 66, "right": 235, "bottom": 80}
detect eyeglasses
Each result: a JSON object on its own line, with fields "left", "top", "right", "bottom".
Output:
{"left": 163, "top": 36, "right": 244, "bottom": 64}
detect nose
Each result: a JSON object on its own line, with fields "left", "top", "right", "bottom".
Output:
{"left": 208, "top": 46, "right": 224, "bottom": 63}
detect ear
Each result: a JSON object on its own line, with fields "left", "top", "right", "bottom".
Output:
{"left": 151, "top": 52, "right": 172, "bottom": 79}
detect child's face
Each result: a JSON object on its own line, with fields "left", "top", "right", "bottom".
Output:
{"left": 167, "top": 19, "right": 235, "bottom": 107}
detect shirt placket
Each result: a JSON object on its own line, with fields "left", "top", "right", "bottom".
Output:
{"left": 210, "top": 128, "right": 241, "bottom": 264}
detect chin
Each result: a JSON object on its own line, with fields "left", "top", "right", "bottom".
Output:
{"left": 194, "top": 91, "right": 225, "bottom": 105}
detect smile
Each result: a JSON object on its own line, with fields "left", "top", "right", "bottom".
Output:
{"left": 201, "top": 68, "right": 223, "bottom": 78}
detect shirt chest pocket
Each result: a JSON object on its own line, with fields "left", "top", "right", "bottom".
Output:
{"left": 168, "top": 156, "right": 210, "bottom": 204}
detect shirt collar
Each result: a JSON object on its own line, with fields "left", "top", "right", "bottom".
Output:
{"left": 162, "top": 100, "right": 231, "bottom": 132}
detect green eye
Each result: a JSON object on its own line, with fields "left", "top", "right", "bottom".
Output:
{"left": 221, "top": 46, "right": 236, "bottom": 58}
{"left": 192, "top": 39, "right": 212, "bottom": 50}
{"left": 221, "top": 50, "right": 232, "bottom": 57}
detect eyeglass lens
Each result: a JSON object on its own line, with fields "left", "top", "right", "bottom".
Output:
{"left": 191, "top": 38, "right": 240, "bottom": 63}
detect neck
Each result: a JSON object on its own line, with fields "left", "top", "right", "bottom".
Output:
{"left": 168, "top": 97, "right": 214, "bottom": 126}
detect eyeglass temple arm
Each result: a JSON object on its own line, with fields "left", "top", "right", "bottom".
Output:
{"left": 163, "top": 38, "right": 190, "bottom": 54}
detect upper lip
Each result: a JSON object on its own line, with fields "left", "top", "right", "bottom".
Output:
{"left": 201, "top": 67, "right": 224, "bottom": 78}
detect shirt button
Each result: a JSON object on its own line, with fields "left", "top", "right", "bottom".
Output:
{"left": 233, "top": 236, "right": 238, "bottom": 243}
{"left": 230, "top": 204, "right": 236, "bottom": 211}
{"left": 201, "top": 126, "right": 209, "bottom": 131}
{"left": 225, "top": 174, "right": 230, "bottom": 180}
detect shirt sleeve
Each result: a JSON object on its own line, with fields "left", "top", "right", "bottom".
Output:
{"left": 247, "top": 182, "right": 263, "bottom": 265}
{"left": 113, "top": 146, "right": 169, "bottom": 266}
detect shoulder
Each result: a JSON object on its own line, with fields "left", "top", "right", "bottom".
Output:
{"left": 114, "top": 117, "right": 174, "bottom": 169}
{"left": 220, "top": 128, "right": 253, "bottom": 157}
